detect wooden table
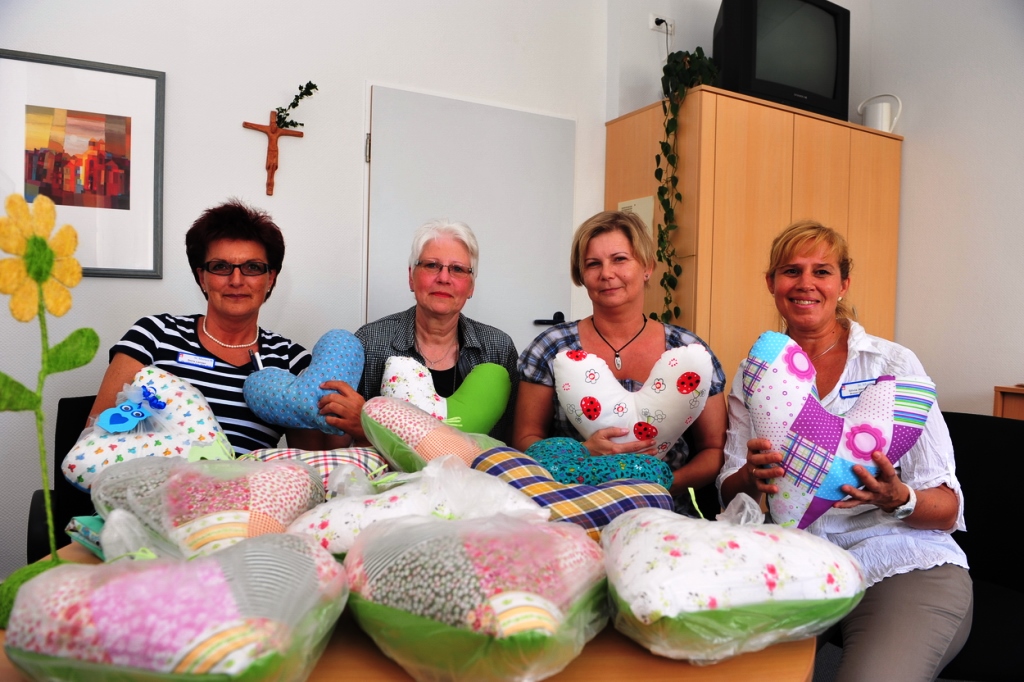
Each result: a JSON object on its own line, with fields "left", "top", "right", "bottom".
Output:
{"left": 1, "top": 544, "right": 814, "bottom": 682}
{"left": 994, "top": 385, "right": 1024, "bottom": 420}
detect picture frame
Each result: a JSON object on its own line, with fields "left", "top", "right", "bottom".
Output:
{"left": 0, "top": 49, "right": 165, "bottom": 279}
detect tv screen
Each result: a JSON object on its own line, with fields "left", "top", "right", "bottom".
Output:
{"left": 755, "top": 0, "right": 837, "bottom": 98}
{"left": 714, "top": 0, "right": 850, "bottom": 120}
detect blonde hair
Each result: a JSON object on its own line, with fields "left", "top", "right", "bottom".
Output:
{"left": 767, "top": 220, "right": 854, "bottom": 320}
{"left": 570, "top": 211, "right": 655, "bottom": 286}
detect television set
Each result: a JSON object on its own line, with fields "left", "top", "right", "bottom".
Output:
{"left": 713, "top": 0, "right": 850, "bottom": 121}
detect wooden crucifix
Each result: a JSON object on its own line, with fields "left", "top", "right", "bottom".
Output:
{"left": 243, "top": 111, "right": 303, "bottom": 195}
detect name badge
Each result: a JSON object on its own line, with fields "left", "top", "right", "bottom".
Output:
{"left": 177, "top": 352, "right": 215, "bottom": 369}
{"left": 839, "top": 378, "right": 877, "bottom": 400}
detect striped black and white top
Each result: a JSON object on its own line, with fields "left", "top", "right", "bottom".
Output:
{"left": 110, "top": 314, "right": 311, "bottom": 454}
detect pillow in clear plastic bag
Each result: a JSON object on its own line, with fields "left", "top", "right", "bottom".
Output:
{"left": 5, "top": 534, "right": 348, "bottom": 681}
{"left": 288, "top": 455, "right": 548, "bottom": 556}
{"left": 601, "top": 497, "right": 866, "bottom": 664}
{"left": 92, "top": 456, "right": 324, "bottom": 559}
{"left": 345, "top": 515, "right": 608, "bottom": 682}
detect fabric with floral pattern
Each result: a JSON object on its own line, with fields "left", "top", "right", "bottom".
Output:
{"left": 5, "top": 534, "right": 348, "bottom": 676}
{"left": 346, "top": 515, "right": 604, "bottom": 636}
{"left": 601, "top": 505, "right": 866, "bottom": 663}
{"left": 91, "top": 457, "right": 324, "bottom": 559}
{"left": 288, "top": 455, "right": 546, "bottom": 554}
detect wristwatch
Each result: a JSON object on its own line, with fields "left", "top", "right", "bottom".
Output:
{"left": 890, "top": 486, "right": 917, "bottom": 520}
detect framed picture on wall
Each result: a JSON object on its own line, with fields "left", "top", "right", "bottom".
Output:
{"left": 0, "top": 49, "right": 165, "bottom": 278}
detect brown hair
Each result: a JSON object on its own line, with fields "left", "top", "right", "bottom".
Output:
{"left": 570, "top": 211, "right": 655, "bottom": 286}
{"left": 185, "top": 199, "right": 285, "bottom": 300}
{"left": 766, "top": 219, "right": 853, "bottom": 319}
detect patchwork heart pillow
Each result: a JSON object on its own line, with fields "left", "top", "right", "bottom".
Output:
{"left": 62, "top": 366, "right": 234, "bottom": 491}
{"left": 244, "top": 329, "right": 364, "bottom": 436}
{"left": 602, "top": 505, "right": 865, "bottom": 663}
{"left": 247, "top": 447, "right": 389, "bottom": 497}
{"left": 553, "top": 344, "right": 713, "bottom": 457}
{"left": 361, "top": 396, "right": 503, "bottom": 472}
{"left": 6, "top": 534, "right": 347, "bottom": 679}
{"left": 472, "top": 448, "right": 673, "bottom": 541}
{"left": 380, "top": 356, "right": 511, "bottom": 434}
{"left": 288, "top": 455, "right": 546, "bottom": 555}
{"left": 741, "top": 331, "right": 937, "bottom": 529}
{"left": 91, "top": 457, "right": 325, "bottom": 558}
{"left": 524, "top": 437, "right": 673, "bottom": 489}
{"left": 345, "top": 514, "right": 607, "bottom": 682}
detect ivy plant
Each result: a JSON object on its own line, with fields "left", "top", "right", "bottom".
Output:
{"left": 652, "top": 48, "right": 717, "bottom": 323}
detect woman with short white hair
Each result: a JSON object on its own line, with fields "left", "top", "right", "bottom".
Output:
{"left": 319, "top": 219, "right": 518, "bottom": 442}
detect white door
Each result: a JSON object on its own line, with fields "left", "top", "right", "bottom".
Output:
{"left": 366, "top": 86, "right": 574, "bottom": 353}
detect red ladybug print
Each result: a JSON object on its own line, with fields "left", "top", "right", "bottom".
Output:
{"left": 677, "top": 372, "right": 701, "bottom": 394}
{"left": 580, "top": 396, "right": 601, "bottom": 420}
{"left": 634, "top": 421, "right": 659, "bottom": 440}
{"left": 566, "top": 350, "right": 589, "bottom": 361}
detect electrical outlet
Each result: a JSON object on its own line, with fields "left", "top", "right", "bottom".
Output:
{"left": 649, "top": 13, "right": 675, "bottom": 35}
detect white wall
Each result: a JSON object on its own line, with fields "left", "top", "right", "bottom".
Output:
{"left": 867, "top": 0, "right": 1024, "bottom": 414}
{"left": 606, "top": 0, "right": 872, "bottom": 121}
{"left": 0, "top": 0, "right": 608, "bottom": 578}
{"left": 607, "top": 0, "right": 1024, "bottom": 415}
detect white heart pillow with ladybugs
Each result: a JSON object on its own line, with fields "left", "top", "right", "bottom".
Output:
{"left": 553, "top": 345, "right": 714, "bottom": 457}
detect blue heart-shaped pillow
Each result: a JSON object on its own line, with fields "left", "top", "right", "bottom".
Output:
{"left": 244, "top": 329, "right": 364, "bottom": 436}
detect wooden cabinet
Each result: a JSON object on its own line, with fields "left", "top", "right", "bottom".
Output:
{"left": 605, "top": 86, "right": 902, "bottom": 387}
{"left": 994, "top": 386, "right": 1024, "bottom": 420}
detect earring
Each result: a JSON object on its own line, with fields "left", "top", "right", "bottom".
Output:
{"left": 838, "top": 296, "right": 843, "bottom": 301}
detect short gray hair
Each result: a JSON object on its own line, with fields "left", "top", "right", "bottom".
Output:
{"left": 408, "top": 219, "right": 479, "bottom": 276}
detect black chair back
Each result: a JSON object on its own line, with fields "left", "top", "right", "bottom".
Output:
{"left": 26, "top": 395, "right": 96, "bottom": 563}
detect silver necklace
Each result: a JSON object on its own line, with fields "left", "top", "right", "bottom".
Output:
{"left": 415, "top": 336, "right": 457, "bottom": 368}
{"left": 810, "top": 326, "right": 841, "bottom": 362}
{"left": 592, "top": 315, "right": 648, "bottom": 370}
{"left": 202, "top": 317, "right": 258, "bottom": 349}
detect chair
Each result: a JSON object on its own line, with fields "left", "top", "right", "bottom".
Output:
{"left": 819, "top": 411, "right": 1019, "bottom": 681}
{"left": 936, "top": 410, "right": 1021, "bottom": 682}
{"left": 26, "top": 395, "right": 97, "bottom": 563}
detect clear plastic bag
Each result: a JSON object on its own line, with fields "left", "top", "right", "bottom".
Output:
{"left": 601, "top": 495, "right": 866, "bottom": 664}
{"left": 93, "top": 456, "right": 325, "bottom": 559}
{"left": 288, "top": 455, "right": 549, "bottom": 556}
{"left": 6, "top": 534, "right": 348, "bottom": 681}
{"left": 345, "top": 514, "right": 608, "bottom": 682}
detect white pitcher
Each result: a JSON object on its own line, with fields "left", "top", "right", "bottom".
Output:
{"left": 857, "top": 94, "right": 902, "bottom": 133}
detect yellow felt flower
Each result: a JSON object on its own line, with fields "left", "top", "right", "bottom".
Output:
{"left": 0, "top": 194, "right": 82, "bottom": 321}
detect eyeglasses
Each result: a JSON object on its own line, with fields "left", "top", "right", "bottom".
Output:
{"left": 202, "top": 260, "right": 270, "bottom": 276}
{"left": 414, "top": 260, "right": 474, "bottom": 279}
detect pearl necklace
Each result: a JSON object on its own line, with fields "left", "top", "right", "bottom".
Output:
{"left": 202, "top": 317, "right": 258, "bottom": 349}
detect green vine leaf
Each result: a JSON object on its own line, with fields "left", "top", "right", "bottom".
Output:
{"left": 0, "top": 371, "right": 40, "bottom": 412}
{"left": 47, "top": 328, "right": 100, "bottom": 375}
{"left": 653, "top": 46, "right": 717, "bottom": 323}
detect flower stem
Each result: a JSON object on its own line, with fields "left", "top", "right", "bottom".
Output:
{"left": 34, "top": 284, "right": 57, "bottom": 560}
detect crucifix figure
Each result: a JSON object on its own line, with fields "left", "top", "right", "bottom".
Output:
{"left": 243, "top": 111, "right": 303, "bottom": 195}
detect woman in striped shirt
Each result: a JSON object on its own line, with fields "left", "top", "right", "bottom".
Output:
{"left": 91, "top": 200, "right": 345, "bottom": 453}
